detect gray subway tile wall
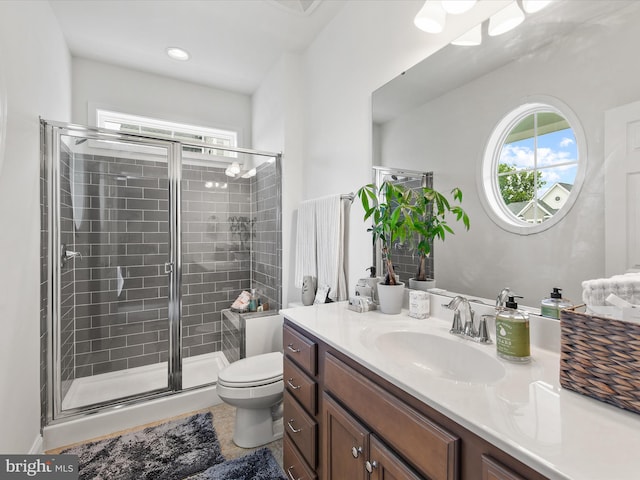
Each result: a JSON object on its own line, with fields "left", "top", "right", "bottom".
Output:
{"left": 70, "top": 154, "right": 171, "bottom": 377}
{"left": 250, "top": 161, "right": 281, "bottom": 311}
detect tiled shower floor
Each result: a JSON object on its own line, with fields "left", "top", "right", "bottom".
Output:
{"left": 62, "top": 351, "right": 228, "bottom": 410}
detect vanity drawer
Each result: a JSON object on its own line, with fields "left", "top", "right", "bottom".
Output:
{"left": 324, "top": 353, "right": 459, "bottom": 480}
{"left": 284, "top": 435, "right": 318, "bottom": 480}
{"left": 284, "top": 390, "right": 317, "bottom": 468}
{"left": 284, "top": 324, "right": 317, "bottom": 375}
{"left": 284, "top": 356, "right": 317, "bottom": 415}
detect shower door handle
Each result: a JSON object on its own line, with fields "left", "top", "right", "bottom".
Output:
{"left": 164, "top": 262, "right": 174, "bottom": 274}
{"left": 61, "top": 244, "right": 82, "bottom": 267}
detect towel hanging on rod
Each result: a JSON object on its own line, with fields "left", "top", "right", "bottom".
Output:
{"left": 294, "top": 193, "right": 351, "bottom": 301}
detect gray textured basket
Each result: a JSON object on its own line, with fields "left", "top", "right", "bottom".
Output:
{"left": 560, "top": 305, "right": 640, "bottom": 415}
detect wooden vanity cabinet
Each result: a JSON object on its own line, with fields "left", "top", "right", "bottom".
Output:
{"left": 324, "top": 393, "right": 422, "bottom": 480}
{"left": 282, "top": 320, "right": 549, "bottom": 480}
{"left": 283, "top": 324, "right": 319, "bottom": 480}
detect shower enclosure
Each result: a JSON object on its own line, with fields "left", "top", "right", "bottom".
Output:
{"left": 40, "top": 120, "right": 281, "bottom": 424}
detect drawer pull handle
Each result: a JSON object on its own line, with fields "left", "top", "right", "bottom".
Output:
{"left": 351, "top": 446, "right": 363, "bottom": 458}
{"left": 287, "top": 378, "right": 301, "bottom": 390}
{"left": 286, "top": 466, "right": 301, "bottom": 480}
{"left": 365, "top": 460, "right": 378, "bottom": 473}
{"left": 287, "top": 343, "right": 301, "bottom": 353}
{"left": 287, "top": 419, "right": 302, "bottom": 434}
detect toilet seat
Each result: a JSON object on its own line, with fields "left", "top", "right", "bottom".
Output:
{"left": 218, "top": 351, "right": 283, "bottom": 388}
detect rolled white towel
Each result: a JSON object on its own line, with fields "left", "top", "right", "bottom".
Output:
{"left": 582, "top": 272, "right": 640, "bottom": 306}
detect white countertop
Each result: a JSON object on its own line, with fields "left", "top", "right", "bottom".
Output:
{"left": 281, "top": 298, "right": 640, "bottom": 480}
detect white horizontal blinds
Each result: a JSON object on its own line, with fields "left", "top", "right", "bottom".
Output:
{"left": 96, "top": 109, "right": 237, "bottom": 157}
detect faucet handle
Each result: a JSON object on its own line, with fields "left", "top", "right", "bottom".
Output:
{"left": 476, "top": 315, "right": 493, "bottom": 344}
{"left": 463, "top": 309, "right": 478, "bottom": 338}
{"left": 449, "top": 310, "right": 464, "bottom": 335}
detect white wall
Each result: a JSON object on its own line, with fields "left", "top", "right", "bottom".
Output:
{"left": 300, "top": 1, "right": 504, "bottom": 296}
{"left": 0, "top": 1, "right": 71, "bottom": 453}
{"left": 377, "top": 6, "right": 640, "bottom": 306}
{"left": 72, "top": 58, "right": 252, "bottom": 146}
{"left": 252, "top": 53, "right": 304, "bottom": 307}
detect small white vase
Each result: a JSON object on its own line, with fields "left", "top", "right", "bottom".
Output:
{"left": 408, "top": 278, "right": 436, "bottom": 292}
{"left": 377, "top": 282, "right": 405, "bottom": 314}
{"left": 301, "top": 276, "right": 317, "bottom": 306}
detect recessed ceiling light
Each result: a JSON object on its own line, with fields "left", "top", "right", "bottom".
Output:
{"left": 166, "top": 47, "right": 190, "bottom": 61}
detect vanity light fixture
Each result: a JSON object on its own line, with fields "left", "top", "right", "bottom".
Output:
{"left": 441, "top": 0, "right": 476, "bottom": 15}
{"left": 451, "top": 23, "right": 482, "bottom": 46}
{"left": 522, "top": 0, "right": 552, "bottom": 14}
{"left": 488, "top": 2, "right": 525, "bottom": 36}
{"left": 166, "top": 46, "right": 190, "bottom": 61}
{"left": 414, "top": 0, "right": 446, "bottom": 34}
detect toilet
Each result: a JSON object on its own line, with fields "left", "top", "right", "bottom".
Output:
{"left": 216, "top": 312, "right": 284, "bottom": 448}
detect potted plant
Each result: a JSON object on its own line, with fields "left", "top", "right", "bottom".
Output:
{"left": 407, "top": 186, "right": 470, "bottom": 291}
{"left": 357, "top": 181, "right": 413, "bottom": 314}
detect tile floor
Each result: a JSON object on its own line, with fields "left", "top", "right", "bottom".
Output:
{"left": 47, "top": 402, "right": 283, "bottom": 471}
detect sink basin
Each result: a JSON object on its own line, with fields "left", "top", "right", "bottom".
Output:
{"left": 372, "top": 331, "right": 506, "bottom": 384}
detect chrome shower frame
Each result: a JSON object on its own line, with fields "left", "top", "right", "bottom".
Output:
{"left": 41, "top": 119, "right": 281, "bottom": 425}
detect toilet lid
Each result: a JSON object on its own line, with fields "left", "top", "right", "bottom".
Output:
{"left": 218, "top": 351, "right": 283, "bottom": 387}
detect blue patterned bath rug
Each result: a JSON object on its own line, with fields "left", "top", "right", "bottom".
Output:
{"left": 61, "top": 412, "right": 224, "bottom": 480}
{"left": 185, "top": 447, "right": 286, "bottom": 480}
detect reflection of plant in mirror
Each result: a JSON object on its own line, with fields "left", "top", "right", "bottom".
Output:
{"left": 498, "top": 163, "right": 546, "bottom": 204}
{"left": 409, "top": 187, "right": 470, "bottom": 282}
{"left": 357, "top": 182, "right": 414, "bottom": 286}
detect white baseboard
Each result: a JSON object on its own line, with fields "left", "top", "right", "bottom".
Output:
{"left": 29, "top": 435, "right": 44, "bottom": 454}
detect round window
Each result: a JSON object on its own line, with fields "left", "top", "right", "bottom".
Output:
{"left": 479, "top": 98, "right": 587, "bottom": 235}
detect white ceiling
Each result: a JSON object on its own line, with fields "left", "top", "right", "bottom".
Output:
{"left": 48, "top": 0, "right": 347, "bottom": 95}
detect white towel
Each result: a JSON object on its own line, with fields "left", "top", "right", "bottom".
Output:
{"left": 316, "top": 195, "right": 342, "bottom": 301}
{"left": 294, "top": 195, "right": 350, "bottom": 301}
{"left": 294, "top": 199, "right": 317, "bottom": 289}
{"left": 582, "top": 272, "right": 640, "bottom": 306}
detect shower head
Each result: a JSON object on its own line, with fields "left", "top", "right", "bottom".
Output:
{"left": 75, "top": 138, "right": 87, "bottom": 145}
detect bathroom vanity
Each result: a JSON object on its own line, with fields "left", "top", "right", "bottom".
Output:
{"left": 281, "top": 297, "right": 640, "bottom": 480}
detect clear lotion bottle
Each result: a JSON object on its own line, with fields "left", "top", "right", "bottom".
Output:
{"left": 541, "top": 287, "right": 572, "bottom": 319}
{"left": 495, "top": 295, "right": 531, "bottom": 363}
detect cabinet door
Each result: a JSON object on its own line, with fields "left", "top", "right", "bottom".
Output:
{"left": 482, "top": 455, "right": 527, "bottom": 480}
{"left": 323, "top": 394, "right": 369, "bottom": 480}
{"left": 367, "top": 436, "right": 422, "bottom": 480}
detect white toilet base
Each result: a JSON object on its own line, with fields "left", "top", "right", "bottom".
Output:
{"left": 232, "top": 408, "right": 283, "bottom": 448}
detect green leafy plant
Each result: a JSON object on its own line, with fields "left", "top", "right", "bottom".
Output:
{"left": 408, "top": 187, "right": 470, "bottom": 282}
{"left": 357, "top": 181, "right": 414, "bottom": 286}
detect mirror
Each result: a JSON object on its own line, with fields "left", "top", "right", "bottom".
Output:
{"left": 372, "top": 1, "right": 640, "bottom": 307}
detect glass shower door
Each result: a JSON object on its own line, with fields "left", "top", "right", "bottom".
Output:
{"left": 52, "top": 128, "right": 177, "bottom": 416}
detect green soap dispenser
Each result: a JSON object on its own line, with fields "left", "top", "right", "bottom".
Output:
{"left": 495, "top": 295, "right": 531, "bottom": 363}
{"left": 541, "top": 287, "right": 572, "bottom": 319}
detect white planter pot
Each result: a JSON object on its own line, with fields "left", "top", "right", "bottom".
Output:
{"left": 377, "top": 282, "right": 405, "bottom": 314}
{"left": 408, "top": 278, "right": 436, "bottom": 292}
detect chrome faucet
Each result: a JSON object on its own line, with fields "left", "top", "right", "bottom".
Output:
{"left": 444, "top": 296, "right": 465, "bottom": 335}
{"left": 444, "top": 295, "right": 491, "bottom": 344}
{"left": 496, "top": 287, "right": 511, "bottom": 309}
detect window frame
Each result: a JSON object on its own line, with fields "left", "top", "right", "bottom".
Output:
{"left": 478, "top": 96, "right": 587, "bottom": 235}
{"left": 94, "top": 108, "right": 239, "bottom": 164}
